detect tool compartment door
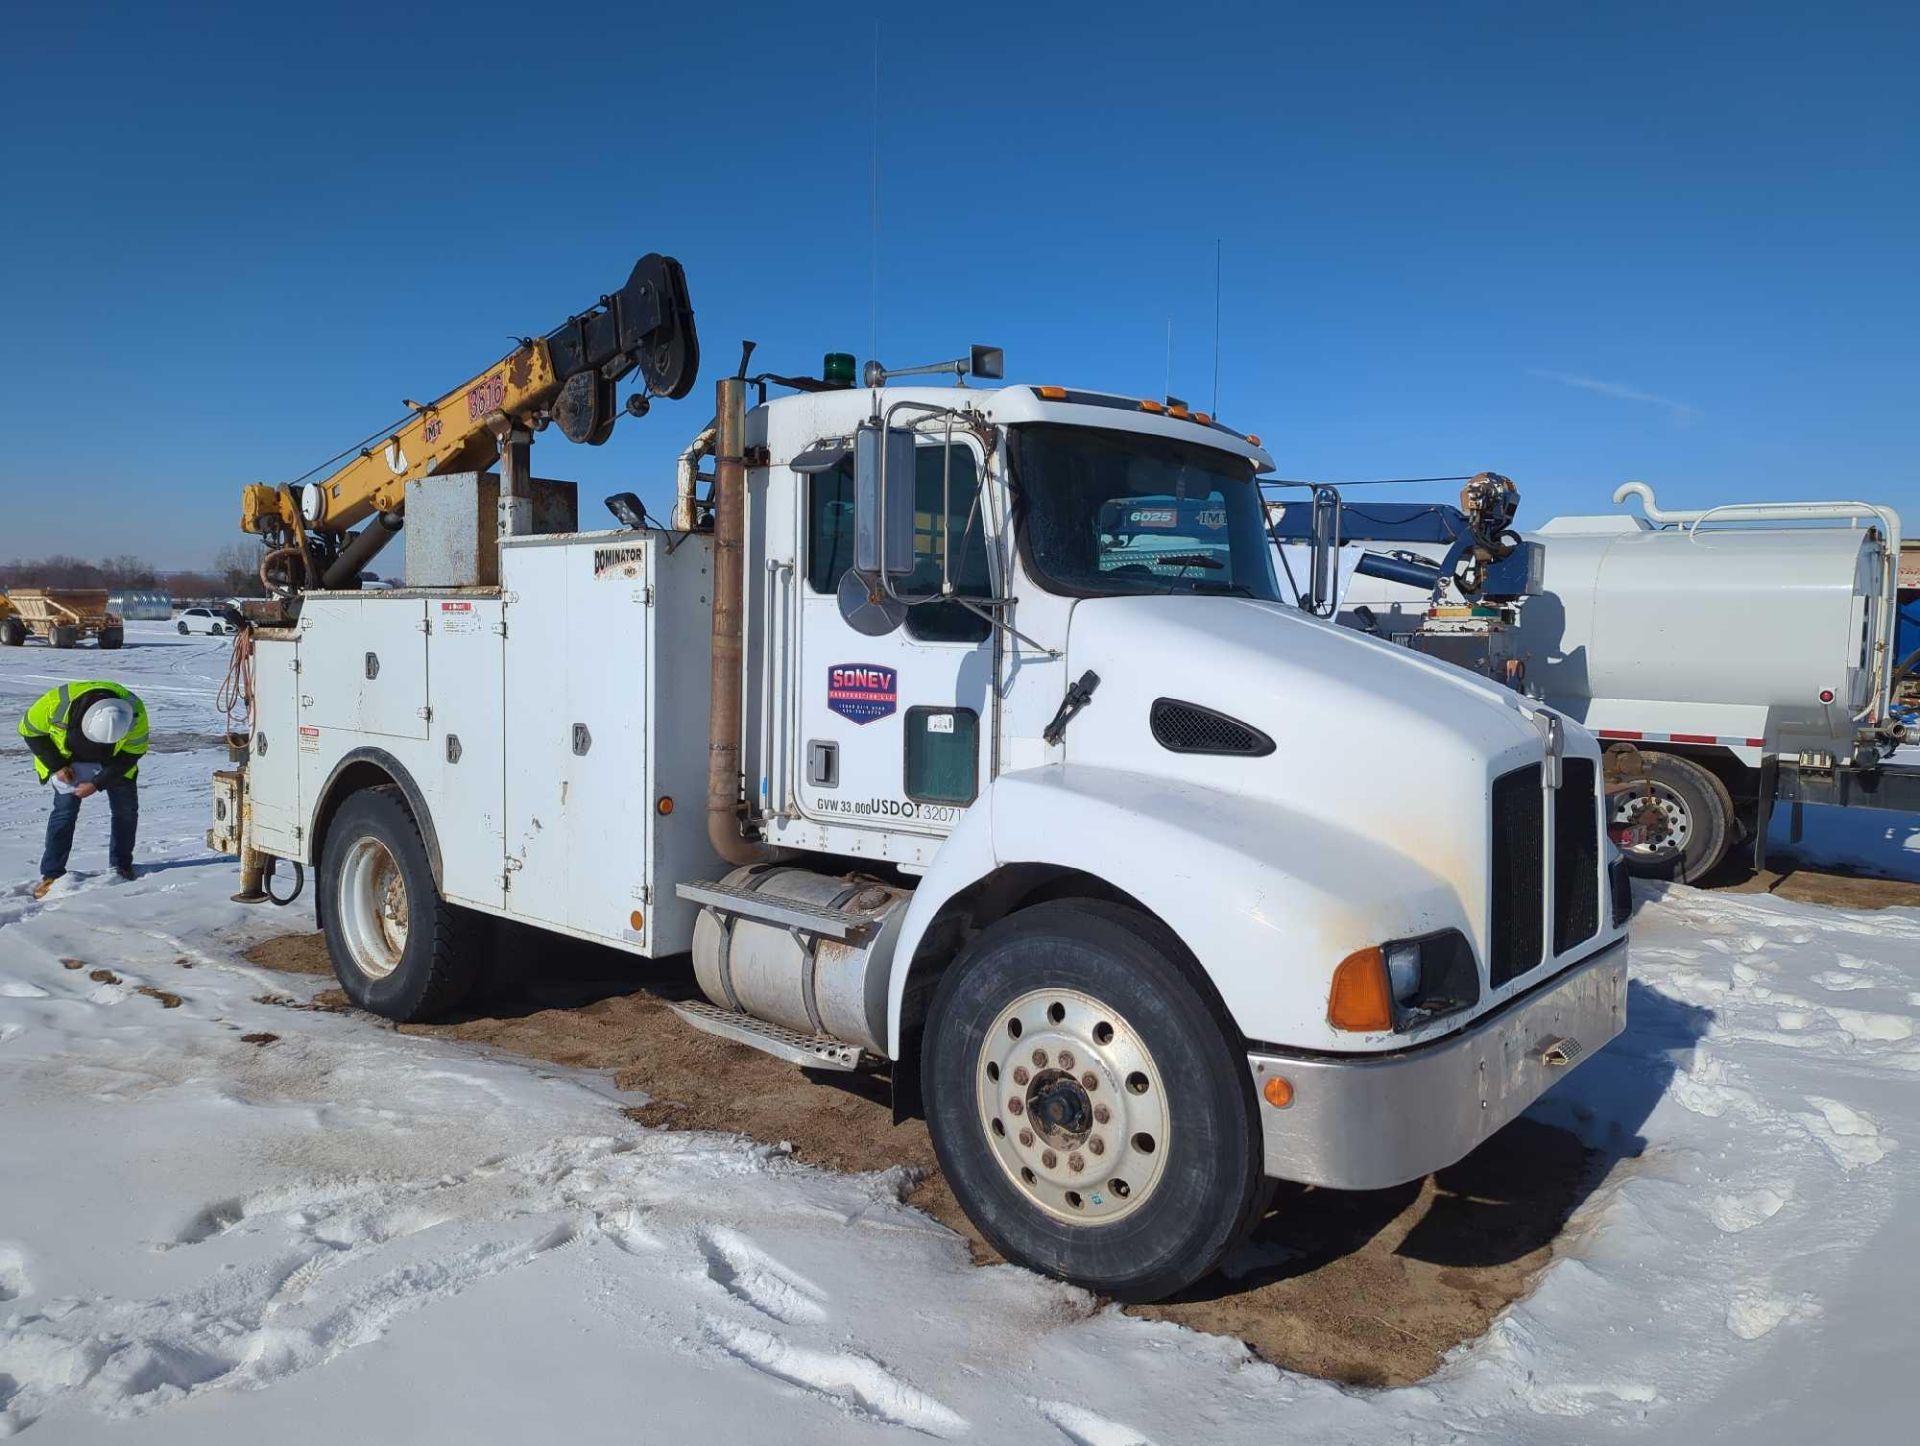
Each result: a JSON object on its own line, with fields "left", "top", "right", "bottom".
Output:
{"left": 426, "top": 597, "right": 505, "bottom": 910}
{"left": 247, "top": 634, "right": 304, "bottom": 856}
{"left": 501, "top": 539, "right": 654, "bottom": 950}
{"left": 298, "top": 596, "right": 430, "bottom": 739}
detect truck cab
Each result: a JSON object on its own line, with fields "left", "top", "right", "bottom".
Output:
{"left": 218, "top": 363, "right": 1628, "bottom": 1304}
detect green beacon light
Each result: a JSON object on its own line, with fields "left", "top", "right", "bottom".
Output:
{"left": 822, "top": 352, "right": 857, "bottom": 388}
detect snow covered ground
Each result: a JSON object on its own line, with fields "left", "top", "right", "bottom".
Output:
{"left": 2, "top": 622, "right": 1917, "bottom": 1443}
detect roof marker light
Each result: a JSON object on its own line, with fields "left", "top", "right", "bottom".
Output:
{"left": 1036, "top": 386, "right": 1067, "bottom": 400}
{"left": 1247, "top": 434, "right": 1262, "bottom": 446}
{"left": 1139, "top": 399, "right": 1165, "bottom": 413}
{"left": 1192, "top": 412, "right": 1212, "bottom": 425}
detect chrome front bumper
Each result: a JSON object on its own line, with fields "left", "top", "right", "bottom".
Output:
{"left": 1247, "top": 938, "right": 1628, "bottom": 1191}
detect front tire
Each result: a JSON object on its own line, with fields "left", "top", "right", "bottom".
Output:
{"left": 0, "top": 618, "right": 24, "bottom": 646}
{"left": 319, "top": 787, "right": 479, "bottom": 1021}
{"left": 922, "top": 899, "right": 1263, "bottom": 1303}
{"left": 1613, "top": 751, "right": 1734, "bottom": 881}
{"left": 177, "top": 620, "right": 189, "bottom": 634}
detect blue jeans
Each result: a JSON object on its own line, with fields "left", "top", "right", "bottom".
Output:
{"left": 40, "top": 778, "right": 138, "bottom": 878}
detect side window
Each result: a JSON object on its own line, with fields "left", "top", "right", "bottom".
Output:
{"left": 905, "top": 445, "right": 991, "bottom": 643}
{"left": 805, "top": 444, "right": 993, "bottom": 645}
{"left": 805, "top": 461, "right": 856, "bottom": 595}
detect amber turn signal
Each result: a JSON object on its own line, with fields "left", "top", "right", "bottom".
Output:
{"left": 1036, "top": 385, "right": 1068, "bottom": 399}
{"left": 1261, "top": 1074, "right": 1294, "bottom": 1108}
{"left": 656, "top": 796, "right": 674, "bottom": 815}
{"left": 1327, "top": 946, "right": 1394, "bottom": 1031}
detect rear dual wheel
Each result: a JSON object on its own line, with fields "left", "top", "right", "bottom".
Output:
{"left": 319, "top": 788, "right": 480, "bottom": 1021}
{"left": 923, "top": 900, "right": 1264, "bottom": 1303}
{"left": 1612, "top": 751, "right": 1735, "bottom": 881}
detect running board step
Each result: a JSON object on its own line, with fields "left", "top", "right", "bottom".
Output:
{"left": 676, "top": 880, "right": 877, "bottom": 941}
{"left": 667, "top": 1000, "right": 869, "bottom": 1072}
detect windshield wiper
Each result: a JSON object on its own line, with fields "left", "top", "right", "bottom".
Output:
{"left": 1188, "top": 580, "right": 1255, "bottom": 597}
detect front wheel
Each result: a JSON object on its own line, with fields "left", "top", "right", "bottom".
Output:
{"left": 1612, "top": 751, "right": 1734, "bottom": 881}
{"left": 177, "top": 621, "right": 189, "bottom": 634}
{"left": 922, "top": 899, "right": 1264, "bottom": 1303}
{"left": 0, "top": 618, "right": 24, "bottom": 647}
{"left": 319, "top": 787, "right": 480, "bottom": 1020}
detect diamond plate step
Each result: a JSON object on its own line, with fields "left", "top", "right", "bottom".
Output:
{"left": 667, "top": 1000, "right": 868, "bottom": 1072}
{"left": 676, "top": 879, "right": 877, "bottom": 940}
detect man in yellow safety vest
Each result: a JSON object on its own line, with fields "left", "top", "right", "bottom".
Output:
{"left": 18, "top": 679, "right": 149, "bottom": 899}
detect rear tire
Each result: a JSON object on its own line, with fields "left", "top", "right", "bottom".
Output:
{"left": 319, "top": 787, "right": 480, "bottom": 1021}
{"left": 0, "top": 618, "right": 24, "bottom": 646}
{"left": 1613, "top": 751, "right": 1734, "bottom": 882}
{"left": 50, "top": 624, "right": 78, "bottom": 649}
{"left": 98, "top": 625, "right": 124, "bottom": 650}
{"left": 922, "top": 899, "right": 1264, "bottom": 1303}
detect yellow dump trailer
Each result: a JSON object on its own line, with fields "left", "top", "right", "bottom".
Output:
{"left": 0, "top": 589, "right": 124, "bottom": 649}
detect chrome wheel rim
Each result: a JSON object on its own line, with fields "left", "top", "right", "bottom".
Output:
{"left": 338, "top": 837, "right": 408, "bottom": 979}
{"left": 1612, "top": 782, "right": 1692, "bottom": 858}
{"left": 975, "top": 988, "right": 1169, "bottom": 1225}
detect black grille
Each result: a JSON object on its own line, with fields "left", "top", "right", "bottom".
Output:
{"left": 1489, "top": 765, "right": 1544, "bottom": 987}
{"left": 1554, "top": 758, "right": 1601, "bottom": 954}
{"left": 1150, "top": 699, "right": 1275, "bottom": 756}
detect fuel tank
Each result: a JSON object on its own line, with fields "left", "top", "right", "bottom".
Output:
{"left": 690, "top": 865, "right": 911, "bottom": 1055}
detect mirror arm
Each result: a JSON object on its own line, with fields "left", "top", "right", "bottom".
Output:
{"left": 947, "top": 595, "right": 1061, "bottom": 659}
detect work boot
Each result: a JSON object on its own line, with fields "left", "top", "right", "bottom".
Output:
{"left": 113, "top": 866, "right": 137, "bottom": 882}
{"left": 32, "top": 877, "right": 58, "bottom": 900}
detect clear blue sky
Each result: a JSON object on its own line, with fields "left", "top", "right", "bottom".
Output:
{"left": 2, "top": 0, "right": 1913, "bottom": 569}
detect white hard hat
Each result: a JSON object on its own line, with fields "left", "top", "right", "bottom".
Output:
{"left": 81, "top": 698, "right": 135, "bottom": 746}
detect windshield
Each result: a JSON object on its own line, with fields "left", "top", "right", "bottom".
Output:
{"left": 1009, "top": 423, "right": 1281, "bottom": 600}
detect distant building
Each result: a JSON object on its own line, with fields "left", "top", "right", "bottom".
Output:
{"left": 107, "top": 589, "right": 173, "bottom": 620}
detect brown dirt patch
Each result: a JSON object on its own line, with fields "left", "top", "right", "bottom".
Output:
{"left": 241, "top": 1032, "right": 280, "bottom": 1046}
{"left": 1720, "top": 867, "right": 1920, "bottom": 910}
{"left": 245, "top": 930, "right": 1604, "bottom": 1386}
{"left": 88, "top": 969, "right": 119, "bottom": 985}
{"left": 136, "top": 985, "right": 183, "bottom": 1009}
{"left": 60, "top": 958, "right": 85, "bottom": 971}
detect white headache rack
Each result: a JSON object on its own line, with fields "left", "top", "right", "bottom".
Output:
{"left": 675, "top": 879, "right": 880, "bottom": 941}
{"left": 667, "top": 1000, "right": 869, "bottom": 1071}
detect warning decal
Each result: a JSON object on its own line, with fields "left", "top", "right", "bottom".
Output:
{"left": 827, "top": 664, "right": 898, "bottom": 725}
{"left": 438, "top": 600, "right": 479, "bottom": 635}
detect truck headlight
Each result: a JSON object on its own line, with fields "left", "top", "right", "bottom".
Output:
{"left": 1329, "top": 930, "right": 1481, "bottom": 1033}
{"left": 1384, "top": 941, "right": 1422, "bottom": 1004}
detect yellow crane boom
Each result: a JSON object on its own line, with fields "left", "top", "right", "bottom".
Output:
{"left": 243, "top": 253, "right": 697, "bottom": 592}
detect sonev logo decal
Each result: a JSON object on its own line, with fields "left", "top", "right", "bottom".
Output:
{"left": 827, "top": 664, "right": 898, "bottom": 724}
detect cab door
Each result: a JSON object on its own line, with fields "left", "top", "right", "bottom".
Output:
{"left": 791, "top": 436, "right": 995, "bottom": 835}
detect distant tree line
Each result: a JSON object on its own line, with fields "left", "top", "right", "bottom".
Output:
{"left": 0, "top": 544, "right": 266, "bottom": 599}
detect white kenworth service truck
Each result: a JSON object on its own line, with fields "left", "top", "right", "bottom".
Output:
{"left": 212, "top": 298, "right": 1628, "bottom": 1301}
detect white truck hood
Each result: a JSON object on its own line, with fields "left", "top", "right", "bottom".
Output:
{"left": 1055, "top": 594, "right": 1571, "bottom": 996}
